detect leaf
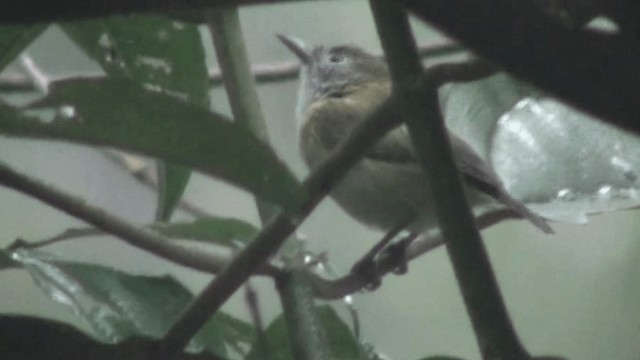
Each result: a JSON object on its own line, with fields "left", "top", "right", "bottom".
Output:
{"left": 61, "top": 16, "right": 209, "bottom": 106}
{"left": 11, "top": 248, "right": 256, "bottom": 356}
{"left": 62, "top": 16, "right": 210, "bottom": 221}
{"left": 441, "top": 72, "right": 640, "bottom": 223}
{"left": 440, "top": 72, "right": 540, "bottom": 159}
{"left": 152, "top": 217, "right": 259, "bottom": 246}
{"left": 417, "top": 357, "right": 468, "bottom": 360}
{"left": 246, "top": 305, "right": 366, "bottom": 360}
{"left": 20, "top": 216, "right": 258, "bottom": 249}
{"left": 0, "top": 79, "right": 305, "bottom": 211}
{"left": 0, "top": 23, "right": 48, "bottom": 72}
{"left": 0, "top": 315, "right": 229, "bottom": 360}
{"left": 156, "top": 161, "right": 191, "bottom": 221}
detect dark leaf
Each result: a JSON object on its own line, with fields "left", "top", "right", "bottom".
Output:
{"left": 0, "top": 315, "right": 227, "bottom": 360}
{"left": 11, "top": 248, "right": 256, "bottom": 357}
{"left": 61, "top": 16, "right": 209, "bottom": 106}
{"left": 156, "top": 161, "right": 191, "bottom": 221}
{"left": 152, "top": 217, "right": 258, "bottom": 246}
{"left": 62, "top": 16, "right": 210, "bottom": 221}
{"left": 0, "top": 24, "right": 48, "bottom": 72}
{"left": 0, "top": 80, "right": 304, "bottom": 210}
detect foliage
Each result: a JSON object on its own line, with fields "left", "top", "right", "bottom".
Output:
{"left": 0, "top": 1, "right": 636, "bottom": 360}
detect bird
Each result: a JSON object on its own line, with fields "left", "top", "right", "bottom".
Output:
{"left": 277, "top": 34, "right": 553, "bottom": 237}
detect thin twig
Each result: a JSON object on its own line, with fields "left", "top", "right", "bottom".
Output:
{"left": 207, "top": 7, "right": 277, "bottom": 223}
{"left": 6, "top": 227, "right": 102, "bottom": 251}
{"left": 0, "top": 42, "right": 463, "bottom": 92}
{"left": 310, "top": 209, "right": 520, "bottom": 300}
{"left": 243, "top": 281, "right": 271, "bottom": 359}
{"left": 102, "top": 150, "right": 212, "bottom": 218}
{"left": 18, "top": 54, "right": 48, "bottom": 93}
{"left": 0, "top": 160, "right": 280, "bottom": 277}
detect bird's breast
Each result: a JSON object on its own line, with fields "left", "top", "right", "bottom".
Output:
{"left": 298, "top": 81, "right": 391, "bottom": 168}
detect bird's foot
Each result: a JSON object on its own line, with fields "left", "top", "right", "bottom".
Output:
{"left": 350, "top": 224, "right": 417, "bottom": 290}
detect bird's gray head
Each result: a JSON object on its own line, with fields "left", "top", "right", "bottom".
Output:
{"left": 277, "top": 35, "right": 388, "bottom": 123}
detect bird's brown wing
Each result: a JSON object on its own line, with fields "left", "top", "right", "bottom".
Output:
{"left": 365, "top": 127, "right": 554, "bottom": 233}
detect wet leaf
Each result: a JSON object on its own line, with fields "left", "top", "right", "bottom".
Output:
{"left": 440, "top": 72, "right": 640, "bottom": 223}
{"left": 10, "top": 248, "right": 256, "bottom": 357}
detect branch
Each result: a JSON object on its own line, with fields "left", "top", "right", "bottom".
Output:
{"left": 0, "top": 42, "right": 462, "bottom": 92}
{"left": 4, "top": 0, "right": 638, "bottom": 134}
{"left": 276, "top": 268, "right": 328, "bottom": 360}
{"left": 0, "top": 0, "right": 302, "bottom": 24}
{"left": 207, "top": 7, "right": 278, "bottom": 223}
{"left": 208, "top": 7, "right": 328, "bottom": 360}
{"left": 310, "top": 209, "right": 520, "bottom": 300}
{"left": 103, "top": 149, "right": 212, "bottom": 218}
{"left": 398, "top": 0, "right": 640, "bottom": 136}
{"left": 161, "top": 50, "right": 511, "bottom": 353}
{"left": 370, "top": 1, "right": 529, "bottom": 359}
{"left": 0, "top": 160, "right": 278, "bottom": 277}
{"left": 161, "top": 91, "right": 404, "bottom": 356}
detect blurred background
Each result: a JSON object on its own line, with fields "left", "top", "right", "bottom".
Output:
{"left": 1, "top": 1, "right": 640, "bottom": 359}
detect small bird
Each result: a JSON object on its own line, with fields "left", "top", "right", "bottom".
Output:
{"left": 277, "top": 35, "right": 553, "bottom": 236}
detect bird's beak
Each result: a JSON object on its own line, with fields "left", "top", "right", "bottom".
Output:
{"left": 277, "top": 34, "right": 311, "bottom": 64}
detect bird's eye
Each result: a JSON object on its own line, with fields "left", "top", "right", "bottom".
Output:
{"left": 329, "top": 53, "right": 346, "bottom": 63}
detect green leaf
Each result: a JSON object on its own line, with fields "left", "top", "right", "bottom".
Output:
{"left": 156, "top": 161, "right": 191, "bottom": 221}
{"left": 417, "top": 357, "right": 468, "bottom": 360}
{"left": 0, "top": 79, "right": 305, "bottom": 210}
{"left": 19, "top": 216, "right": 258, "bottom": 249}
{"left": 62, "top": 16, "right": 210, "bottom": 221}
{"left": 440, "top": 72, "right": 540, "bottom": 158}
{"left": 61, "top": 16, "right": 209, "bottom": 106}
{"left": 152, "top": 217, "right": 259, "bottom": 246}
{"left": 0, "top": 315, "right": 232, "bottom": 360}
{"left": 11, "top": 248, "right": 256, "bottom": 356}
{"left": 247, "top": 305, "right": 365, "bottom": 360}
{"left": 0, "top": 23, "right": 48, "bottom": 72}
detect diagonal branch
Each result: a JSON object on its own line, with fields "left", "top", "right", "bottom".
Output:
{"left": 0, "top": 160, "right": 279, "bottom": 277}
{"left": 161, "top": 94, "right": 403, "bottom": 356}
{"left": 161, "top": 55, "right": 501, "bottom": 354}
{"left": 310, "top": 209, "right": 520, "bottom": 300}
{"left": 0, "top": 41, "right": 463, "bottom": 92}
{"left": 207, "top": 7, "right": 278, "bottom": 223}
